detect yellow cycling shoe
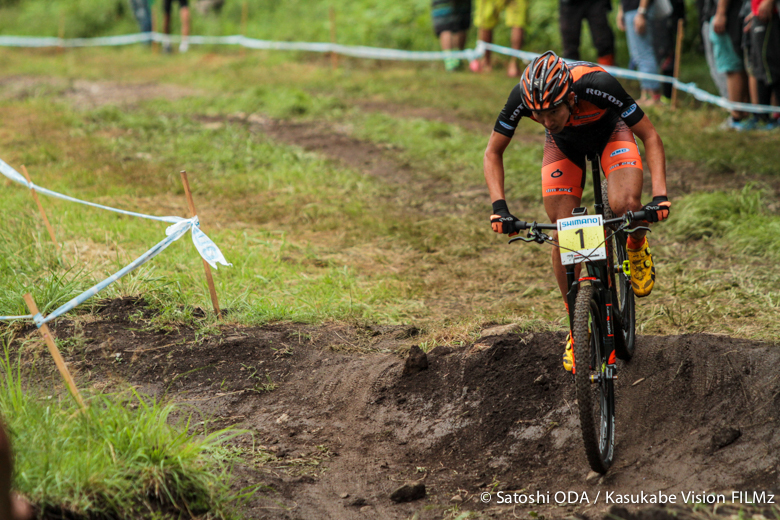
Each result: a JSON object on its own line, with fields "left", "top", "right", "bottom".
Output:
{"left": 628, "top": 237, "right": 656, "bottom": 297}
{"left": 562, "top": 333, "right": 574, "bottom": 372}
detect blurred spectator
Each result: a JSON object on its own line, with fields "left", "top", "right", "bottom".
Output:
{"left": 129, "top": 0, "right": 153, "bottom": 34}
{"left": 617, "top": 0, "right": 661, "bottom": 104}
{"left": 743, "top": 0, "right": 780, "bottom": 127}
{"left": 163, "top": 0, "right": 191, "bottom": 53}
{"left": 559, "top": 0, "right": 616, "bottom": 65}
{"left": 432, "top": 0, "right": 473, "bottom": 71}
{"left": 469, "top": 0, "right": 528, "bottom": 76}
{"left": 652, "top": 0, "right": 686, "bottom": 100}
{"left": 0, "top": 419, "right": 32, "bottom": 520}
{"left": 710, "top": 0, "right": 751, "bottom": 128}
{"left": 699, "top": 0, "right": 730, "bottom": 97}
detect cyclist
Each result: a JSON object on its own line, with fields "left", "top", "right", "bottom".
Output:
{"left": 484, "top": 50, "right": 671, "bottom": 371}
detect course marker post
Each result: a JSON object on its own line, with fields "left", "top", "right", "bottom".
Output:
{"left": 672, "top": 18, "right": 684, "bottom": 108}
{"left": 179, "top": 170, "right": 222, "bottom": 318}
{"left": 329, "top": 6, "right": 338, "bottom": 69}
{"left": 21, "top": 165, "right": 60, "bottom": 253}
{"left": 23, "top": 293, "right": 86, "bottom": 411}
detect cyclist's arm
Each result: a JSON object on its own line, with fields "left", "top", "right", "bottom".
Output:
{"left": 629, "top": 114, "right": 668, "bottom": 199}
{"left": 484, "top": 130, "right": 513, "bottom": 203}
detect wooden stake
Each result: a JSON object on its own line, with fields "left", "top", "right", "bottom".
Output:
{"left": 179, "top": 171, "right": 222, "bottom": 318}
{"left": 23, "top": 294, "right": 86, "bottom": 411}
{"left": 671, "top": 18, "right": 684, "bottom": 108}
{"left": 21, "top": 165, "right": 60, "bottom": 253}
{"left": 329, "top": 6, "right": 338, "bottom": 70}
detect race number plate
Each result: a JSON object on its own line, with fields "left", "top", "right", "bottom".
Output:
{"left": 557, "top": 215, "right": 607, "bottom": 265}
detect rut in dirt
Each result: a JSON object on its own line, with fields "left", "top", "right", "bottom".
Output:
{"left": 19, "top": 297, "right": 779, "bottom": 519}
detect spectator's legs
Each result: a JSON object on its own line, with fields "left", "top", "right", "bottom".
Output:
{"left": 726, "top": 70, "right": 749, "bottom": 120}
{"left": 475, "top": 28, "right": 495, "bottom": 71}
{"left": 507, "top": 26, "right": 524, "bottom": 77}
{"left": 179, "top": 5, "right": 190, "bottom": 52}
{"left": 585, "top": 0, "right": 615, "bottom": 64}
{"left": 701, "top": 21, "right": 729, "bottom": 98}
{"left": 559, "top": 1, "right": 584, "bottom": 60}
{"left": 454, "top": 29, "right": 467, "bottom": 50}
{"left": 624, "top": 9, "right": 661, "bottom": 102}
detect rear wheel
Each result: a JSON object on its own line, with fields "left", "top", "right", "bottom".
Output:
{"left": 573, "top": 283, "right": 615, "bottom": 474}
{"left": 602, "top": 179, "right": 636, "bottom": 360}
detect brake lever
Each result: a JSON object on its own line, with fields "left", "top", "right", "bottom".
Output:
{"left": 624, "top": 225, "right": 652, "bottom": 234}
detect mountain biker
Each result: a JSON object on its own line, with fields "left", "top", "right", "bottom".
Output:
{"left": 483, "top": 50, "right": 671, "bottom": 371}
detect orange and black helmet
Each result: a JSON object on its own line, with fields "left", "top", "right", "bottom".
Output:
{"left": 520, "top": 51, "right": 573, "bottom": 111}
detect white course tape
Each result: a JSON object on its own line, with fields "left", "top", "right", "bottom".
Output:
{"left": 0, "top": 32, "right": 773, "bottom": 114}
{"left": 1, "top": 157, "right": 231, "bottom": 322}
{"left": 0, "top": 315, "right": 33, "bottom": 321}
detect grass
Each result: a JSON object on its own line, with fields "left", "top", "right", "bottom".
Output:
{"left": 0, "top": 336, "right": 248, "bottom": 519}
{"left": 0, "top": 46, "right": 778, "bottom": 341}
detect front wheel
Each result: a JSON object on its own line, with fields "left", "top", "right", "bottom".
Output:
{"left": 572, "top": 283, "right": 615, "bottom": 474}
{"left": 602, "top": 179, "right": 636, "bottom": 360}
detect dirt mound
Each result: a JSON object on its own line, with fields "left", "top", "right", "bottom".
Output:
{"left": 10, "top": 298, "right": 780, "bottom": 519}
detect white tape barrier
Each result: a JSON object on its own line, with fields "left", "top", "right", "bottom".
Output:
{"left": 32, "top": 217, "right": 195, "bottom": 326}
{"left": 0, "top": 315, "right": 32, "bottom": 321}
{"left": 0, "top": 159, "right": 230, "bottom": 322}
{"left": 0, "top": 32, "right": 777, "bottom": 114}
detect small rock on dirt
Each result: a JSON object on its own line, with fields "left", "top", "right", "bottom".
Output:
{"left": 403, "top": 346, "right": 428, "bottom": 376}
{"left": 585, "top": 470, "right": 601, "bottom": 483}
{"left": 428, "top": 346, "right": 454, "bottom": 357}
{"left": 481, "top": 323, "right": 520, "bottom": 337}
{"left": 450, "top": 494, "right": 463, "bottom": 502}
{"left": 347, "top": 497, "right": 367, "bottom": 507}
{"left": 534, "top": 374, "right": 549, "bottom": 385}
{"left": 339, "top": 493, "right": 349, "bottom": 499}
{"left": 276, "top": 413, "right": 290, "bottom": 424}
{"left": 390, "top": 483, "right": 426, "bottom": 503}
{"left": 711, "top": 426, "right": 741, "bottom": 452}
{"left": 395, "top": 326, "right": 420, "bottom": 339}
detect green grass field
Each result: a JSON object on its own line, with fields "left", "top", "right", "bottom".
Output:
{"left": 0, "top": 3, "right": 778, "bottom": 516}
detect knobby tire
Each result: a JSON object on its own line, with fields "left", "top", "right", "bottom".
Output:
{"left": 573, "top": 283, "right": 615, "bottom": 474}
{"left": 601, "top": 179, "right": 636, "bottom": 360}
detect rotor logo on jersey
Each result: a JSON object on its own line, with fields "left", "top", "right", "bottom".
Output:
{"left": 551, "top": 169, "right": 564, "bottom": 178}
{"left": 585, "top": 88, "right": 624, "bottom": 108}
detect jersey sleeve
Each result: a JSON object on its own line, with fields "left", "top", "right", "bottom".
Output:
{"left": 577, "top": 71, "right": 645, "bottom": 127}
{"left": 493, "top": 84, "right": 531, "bottom": 138}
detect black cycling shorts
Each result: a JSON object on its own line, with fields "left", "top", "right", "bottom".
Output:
{"left": 432, "top": 0, "right": 472, "bottom": 36}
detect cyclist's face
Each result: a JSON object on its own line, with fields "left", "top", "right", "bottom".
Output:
{"left": 531, "top": 103, "right": 570, "bottom": 134}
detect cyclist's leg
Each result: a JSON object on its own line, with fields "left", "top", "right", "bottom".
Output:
{"left": 601, "top": 122, "right": 655, "bottom": 296}
{"left": 541, "top": 133, "right": 587, "bottom": 304}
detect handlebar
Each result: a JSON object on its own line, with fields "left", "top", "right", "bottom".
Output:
{"left": 511, "top": 210, "right": 649, "bottom": 232}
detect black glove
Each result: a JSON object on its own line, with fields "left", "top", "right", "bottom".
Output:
{"left": 490, "top": 199, "right": 520, "bottom": 236}
{"left": 641, "top": 196, "right": 671, "bottom": 222}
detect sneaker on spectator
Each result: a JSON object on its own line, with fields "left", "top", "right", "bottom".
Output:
{"left": 444, "top": 57, "right": 461, "bottom": 72}
{"left": 179, "top": 40, "right": 189, "bottom": 53}
{"left": 719, "top": 116, "right": 754, "bottom": 131}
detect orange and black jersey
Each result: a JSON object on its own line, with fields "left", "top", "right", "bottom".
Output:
{"left": 494, "top": 62, "right": 645, "bottom": 148}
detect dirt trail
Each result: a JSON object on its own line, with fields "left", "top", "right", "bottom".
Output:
{"left": 18, "top": 298, "right": 778, "bottom": 520}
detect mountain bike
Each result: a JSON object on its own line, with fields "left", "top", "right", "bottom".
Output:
{"left": 508, "top": 154, "right": 649, "bottom": 473}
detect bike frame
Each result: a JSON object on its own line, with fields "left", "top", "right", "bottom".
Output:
{"left": 563, "top": 155, "right": 620, "bottom": 364}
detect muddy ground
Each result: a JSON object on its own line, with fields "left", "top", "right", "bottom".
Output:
{"left": 10, "top": 297, "right": 779, "bottom": 520}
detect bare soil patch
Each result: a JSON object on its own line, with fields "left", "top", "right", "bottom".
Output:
{"left": 0, "top": 75, "right": 199, "bottom": 109}
{"left": 11, "top": 297, "right": 778, "bottom": 519}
